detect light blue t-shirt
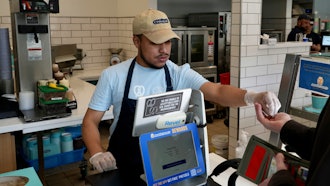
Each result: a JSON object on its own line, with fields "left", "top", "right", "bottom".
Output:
{"left": 88, "top": 58, "right": 208, "bottom": 135}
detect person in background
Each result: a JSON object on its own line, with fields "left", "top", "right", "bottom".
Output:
{"left": 255, "top": 97, "right": 330, "bottom": 186}
{"left": 287, "top": 14, "right": 322, "bottom": 53}
{"left": 306, "top": 21, "right": 322, "bottom": 53}
{"left": 287, "top": 14, "right": 311, "bottom": 42}
{"left": 82, "top": 9, "right": 281, "bottom": 186}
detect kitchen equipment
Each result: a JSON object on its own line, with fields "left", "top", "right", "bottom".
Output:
{"left": 0, "top": 28, "right": 14, "bottom": 96}
{"left": 12, "top": 12, "right": 53, "bottom": 95}
{"left": 170, "top": 27, "right": 215, "bottom": 67}
{"left": 170, "top": 27, "right": 217, "bottom": 121}
{"left": 188, "top": 12, "right": 232, "bottom": 76}
{"left": 72, "top": 48, "right": 85, "bottom": 70}
{"left": 52, "top": 44, "right": 78, "bottom": 74}
{"left": 109, "top": 48, "right": 123, "bottom": 66}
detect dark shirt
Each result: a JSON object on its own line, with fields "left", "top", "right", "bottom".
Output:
{"left": 306, "top": 31, "right": 322, "bottom": 45}
{"left": 270, "top": 98, "right": 330, "bottom": 185}
{"left": 287, "top": 26, "right": 305, "bottom": 41}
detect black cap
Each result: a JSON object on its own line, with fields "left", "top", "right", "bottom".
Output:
{"left": 298, "top": 14, "right": 311, "bottom": 21}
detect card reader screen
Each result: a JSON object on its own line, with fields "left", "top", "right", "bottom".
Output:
{"left": 147, "top": 131, "right": 198, "bottom": 181}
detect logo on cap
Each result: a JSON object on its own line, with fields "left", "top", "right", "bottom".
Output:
{"left": 153, "top": 18, "right": 169, "bottom": 25}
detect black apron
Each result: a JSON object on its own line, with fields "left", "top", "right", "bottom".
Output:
{"left": 108, "top": 58, "right": 173, "bottom": 185}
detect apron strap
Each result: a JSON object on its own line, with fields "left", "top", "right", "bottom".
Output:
{"left": 123, "top": 58, "right": 136, "bottom": 98}
{"left": 164, "top": 64, "right": 173, "bottom": 91}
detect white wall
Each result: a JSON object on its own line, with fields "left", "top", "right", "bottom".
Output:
{"left": 0, "top": 0, "right": 10, "bottom": 16}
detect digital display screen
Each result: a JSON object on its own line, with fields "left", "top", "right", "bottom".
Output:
{"left": 322, "top": 35, "right": 330, "bottom": 46}
{"left": 139, "top": 123, "right": 205, "bottom": 185}
{"left": 147, "top": 131, "right": 198, "bottom": 181}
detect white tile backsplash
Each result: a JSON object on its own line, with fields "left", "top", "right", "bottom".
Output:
{"left": 241, "top": 56, "right": 258, "bottom": 67}
{"left": 257, "top": 75, "right": 277, "bottom": 85}
{"left": 246, "top": 65, "right": 268, "bottom": 77}
{"left": 257, "top": 55, "right": 278, "bottom": 65}
{"left": 245, "top": 46, "right": 259, "bottom": 56}
{"left": 247, "top": 3, "right": 261, "bottom": 14}
{"left": 240, "top": 76, "right": 257, "bottom": 87}
{"left": 246, "top": 24, "right": 260, "bottom": 35}
{"left": 241, "top": 13, "right": 260, "bottom": 25}
{"left": 240, "top": 116, "right": 258, "bottom": 128}
{"left": 267, "top": 64, "right": 284, "bottom": 74}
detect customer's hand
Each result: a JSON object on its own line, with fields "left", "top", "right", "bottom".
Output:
{"left": 89, "top": 151, "right": 117, "bottom": 172}
{"left": 244, "top": 91, "right": 281, "bottom": 116}
{"left": 258, "top": 153, "right": 288, "bottom": 186}
{"left": 255, "top": 103, "right": 291, "bottom": 133}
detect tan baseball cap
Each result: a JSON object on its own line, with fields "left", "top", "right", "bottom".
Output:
{"left": 133, "top": 9, "right": 180, "bottom": 44}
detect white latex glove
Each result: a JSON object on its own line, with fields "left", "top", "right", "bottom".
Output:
{"left": 244, "top": 91, "right": 281, "bottom": 117}
{"left": 89, "top": 151, "right": 117, "bottom": 172}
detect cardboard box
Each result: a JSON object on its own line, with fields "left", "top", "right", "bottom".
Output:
{"left": 0, "top": 133, "right": 16, "bottom": 173}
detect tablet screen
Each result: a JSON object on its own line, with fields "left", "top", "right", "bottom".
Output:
{"left": 322, "top": 35, "right": 330, "bottom": 46}
{"left": 148, "top": 130, "right": 198, "bottom": 180}
{"left": 139, "top": 123, "right": 205, "bottom": 185}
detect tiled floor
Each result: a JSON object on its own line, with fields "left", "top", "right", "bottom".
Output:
{"left": 43, "top": 118, "right": 229, "bottom": 186}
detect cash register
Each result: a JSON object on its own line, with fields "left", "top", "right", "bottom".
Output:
{"left": 85, "top": 89, "right": 210, "bottom": 185}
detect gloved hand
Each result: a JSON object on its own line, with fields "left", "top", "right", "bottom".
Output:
{"left": 244, "top": 91, "right": 281, "bottom": 117}
{"left": 89, "top": 151, "right": 117, "bottom": 172}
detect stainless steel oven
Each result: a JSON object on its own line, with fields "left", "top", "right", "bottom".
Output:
{"left": 170, "top": 27, "right": 216, "bottom": 67}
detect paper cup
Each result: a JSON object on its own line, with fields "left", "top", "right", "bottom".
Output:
{"left": 19, "top": 91, "right": 35, "bottom": 110}
{"left": 312, "top": 94, "right": 328, "bottom": 109}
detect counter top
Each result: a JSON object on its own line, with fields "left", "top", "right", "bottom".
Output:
{"left": 259, "top": 41, "right": 312, "bottom": 49}
{"left": 0, "top": 68, "right": 113, "bottom": 134}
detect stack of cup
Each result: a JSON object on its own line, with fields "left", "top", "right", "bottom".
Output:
{"left": 61, "top": 132, "right": 73, "bottom": 153}
{"left": 61, "top": 132, "right": 74, "bottom": 162}
{"left": 19, "top": 91, "right": 35, "bottom": 110}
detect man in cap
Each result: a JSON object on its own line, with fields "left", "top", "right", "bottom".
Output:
{"left": 82, "top": 9, "right": 281, "bottom": 185}
{"left": 287, "top": 14, "right": 321, "bottom": 53}
{"left": 287, "top": 14, "right": 312, "bottom": 41}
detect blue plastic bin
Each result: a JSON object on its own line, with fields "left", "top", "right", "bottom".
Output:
{"left": 21, "top": 147, "right": 86, "bottom": 171}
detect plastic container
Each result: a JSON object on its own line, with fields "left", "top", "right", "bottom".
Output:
{"left": 63, "top": 125, "right": 82, "bottom": 139}
{"left": 211, "top": 134, "right": 229, "bottom": 158}
{"left": 21, "top": 147, "right": 86, "bottom": 171}
{"left": 38, "top": 85, "right": 68, "bottom": 101}
{"left": 219, "top": 72, "right": 230, "bottom": 85}
{"left": 61, "top": 132, "right": 73, "bottom": 153}
{"left": 39, "top": 98, "right": 68, "bottom": 115}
